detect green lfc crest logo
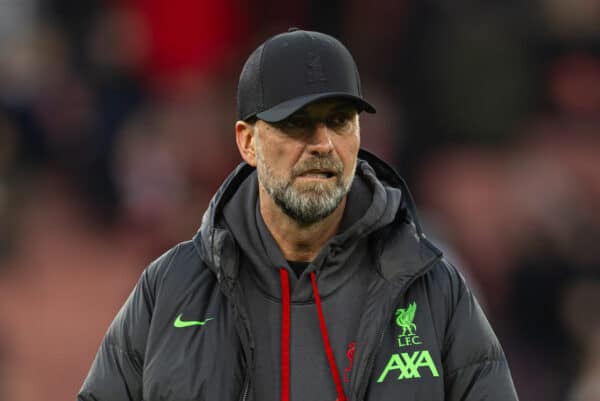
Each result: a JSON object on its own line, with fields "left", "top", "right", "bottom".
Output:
{"left": 395, "top": 302, "right": 417, "bottom": 336}
{"left": 395, "top": 302, "right": 422, "bottom": 347}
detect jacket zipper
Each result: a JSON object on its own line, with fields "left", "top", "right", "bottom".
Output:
{"left": 233, "top": 309, "right": 253, "bottom": 401}
{"left": 353, "top": 257, "right": 440, "bottom": 401}
{"left": 223, "top": 280, "right": 254, "bottom": 401}
{"left": 238, "top": 375, "right": 250, "bottom": 401}
{"left": 354, "top": 322, "right": 388, "bottom": 401}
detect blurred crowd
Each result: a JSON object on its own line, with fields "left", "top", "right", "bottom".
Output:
{"left": 0, "top": 0, "right": 599, "bottom": 400}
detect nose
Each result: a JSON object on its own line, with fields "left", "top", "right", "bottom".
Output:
{"left": 306, "top": 122, "right": 333, "bottom": 155}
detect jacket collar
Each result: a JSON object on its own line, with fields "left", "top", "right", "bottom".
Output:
{"left": 192, "top": 149, "right": 442, "bottom": 290}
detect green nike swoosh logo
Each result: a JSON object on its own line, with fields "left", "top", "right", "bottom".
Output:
{"left": 173, "top": 313, "right": 214, "bottom": 328}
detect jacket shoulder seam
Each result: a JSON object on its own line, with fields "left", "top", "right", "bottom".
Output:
{"left": 423, "top": 259, "right": 456, "bottom": 352}
{"left": 445, "top": 357, "right": 507, "bottom": 378}
{"left": 161, "top": 242, "right": 185, "bottom": 274}
{"left": 105, "top": 340, "right": 134, "bottom": 356}
{"left": 105, "top": 340, "right": 143, "bottom": 373}
{"left": 151, "top": 243, "right": 185, "bottom": 292}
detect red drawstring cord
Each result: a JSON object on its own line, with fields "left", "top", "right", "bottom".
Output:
{"left": 279, "top": 269, "right": 291, "bottom": 401}
{"left": 279, "top": 269, "right": 348, "bottom": 401}
{"left": 310, "top": 271, "right": 348, "bottom": 401}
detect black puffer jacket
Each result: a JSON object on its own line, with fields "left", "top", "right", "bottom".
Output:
{"left": 78, "top": 150, "right": 518, "bottom": 401}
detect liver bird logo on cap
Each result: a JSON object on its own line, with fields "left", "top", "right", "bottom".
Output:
{"left": 307, "top": 51, "right": 327, "bottom": 84}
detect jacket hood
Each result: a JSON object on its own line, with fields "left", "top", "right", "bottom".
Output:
{"left": 192, "top": 149, "right": 442, "bottom": 292}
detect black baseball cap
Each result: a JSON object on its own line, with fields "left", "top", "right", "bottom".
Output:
{"left": 237, "top": 28, "right": 376, "bottom": 123}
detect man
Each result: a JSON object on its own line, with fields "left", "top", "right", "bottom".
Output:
{"left": 78, "top": 29, "right": 519, "bottom": 401}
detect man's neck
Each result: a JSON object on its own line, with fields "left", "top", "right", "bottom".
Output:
{"left": 258, "top": 187, "right": 346, "bottom": 262}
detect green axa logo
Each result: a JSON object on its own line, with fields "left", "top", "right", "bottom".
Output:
{"left": 377, "top": 350, "right": 440, "bottom": 382}
{"left": 395, "top": 302, "right": 422, "bottom": 348}
{"left": 395, "top": 302, "right": 417, "bottom": 336}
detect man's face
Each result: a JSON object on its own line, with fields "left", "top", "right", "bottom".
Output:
{"left": 253, "top": 99, "right": 360, "bottom": 225}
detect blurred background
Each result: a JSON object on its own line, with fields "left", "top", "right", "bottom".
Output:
{"left": 0, "top": 0, "right": 599, "bottom": 400}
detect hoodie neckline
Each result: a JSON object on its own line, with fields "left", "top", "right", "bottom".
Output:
{"left": 221, "top": 160, "right": 400, "bottom": 303}
{"left": 193, "top": 150, "right": 442, "bottom": 293}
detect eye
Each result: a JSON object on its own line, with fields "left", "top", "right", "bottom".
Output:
{"left": 289, "top": 116, "right": 310, "bottom": 128}
{"left": 327, "top": 112, "right": 354, "bottom": 129}
{"left": 278, "top": 115, "right": 311, "bottom": 130}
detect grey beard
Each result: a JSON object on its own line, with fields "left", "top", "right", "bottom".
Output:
{"left": 256, "top": 155, "right": 356, "bottom": 226}
{"left": 254, "top": 130, "right": 357, "bottom": 225}
{"left": 269, "top": 180, "right": 348, "bottom": 225}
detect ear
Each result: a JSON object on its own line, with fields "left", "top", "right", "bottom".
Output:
{"left": 235, "top": 120, "right": 257, "bottom": 167}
